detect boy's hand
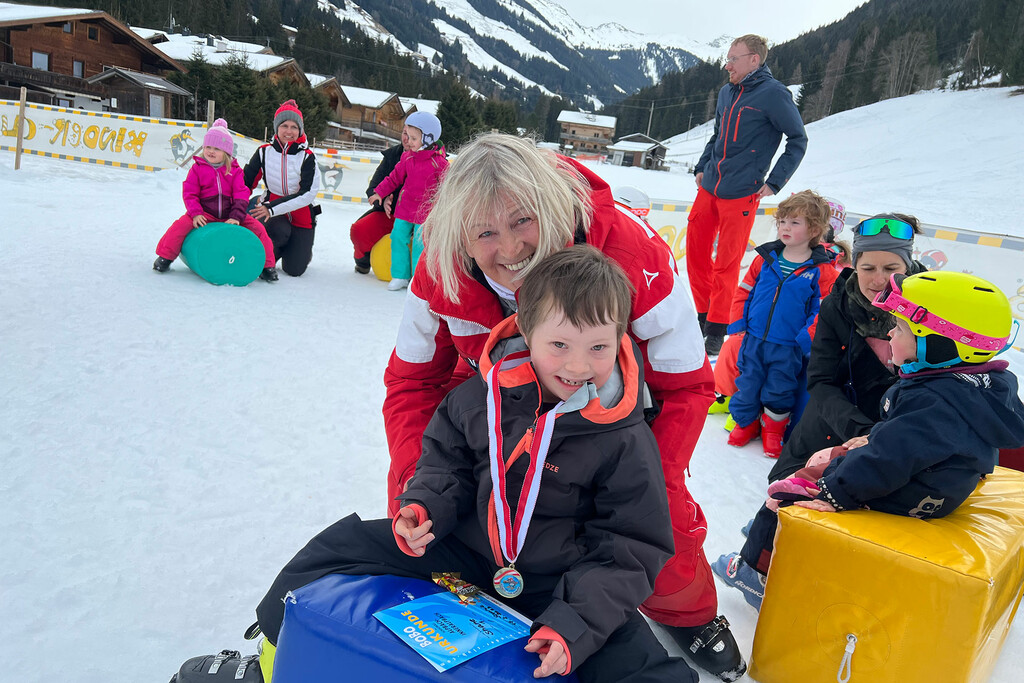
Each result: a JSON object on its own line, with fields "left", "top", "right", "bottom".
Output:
{"left": 368, "top": 192, "right": 382, "bottom": 206}
{"left": 192, "top": 215, "right": 208, "bottom": 228}
{"left": 842, "top": 435, "right": 869, "bottom": 450}
{"left": 795, "top": 498, "right": 837, "bottom": 513}
{"left": 525, "top": 638, "right": 567, "bottom": 678}
{"left": 393, "top": 508, "right": 434, "bottom": 556}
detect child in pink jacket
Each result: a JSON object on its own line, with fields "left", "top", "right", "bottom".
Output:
{"left": 153, "top": 118, "right": 278, "bottom": 282}
{"left": 368, "top": 111, "right": 448, "bottom": 291}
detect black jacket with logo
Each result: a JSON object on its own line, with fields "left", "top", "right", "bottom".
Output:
{"left": 400, "top": 316, "right": 673, "bottom": 671}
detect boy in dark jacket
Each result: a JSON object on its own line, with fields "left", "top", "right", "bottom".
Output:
{"left": 726, "top": 190, "right": 840, "bottom": 458}
{"left": 253, "top": 246, "right": 703, "bottom": 683}
{"left": 780, "top": 270, "right": 1024, "bottom": 517}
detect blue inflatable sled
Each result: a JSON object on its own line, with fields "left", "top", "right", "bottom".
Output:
{"left": 180, "top": 222, "right": 264, "bottom": 286}
{"left": 273, "top": 574, "right": 576, "bottom": 683}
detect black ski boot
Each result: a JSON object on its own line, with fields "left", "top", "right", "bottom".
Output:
{"left": 354, "top": 255, "right": 371, "bottom": 274}
{"left": 703, "top": 321, "right": 728, "bottom": 357}
{"left": 259, "top": 267, "right": 279, "bottom": 282}
{"left": 153, "top": 256, "right": 173, "bottom": 272}
{"left": 664, "top": 615, "right": 746, "bottom": 682}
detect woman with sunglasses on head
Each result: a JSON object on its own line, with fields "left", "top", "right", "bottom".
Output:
{"left": 712, "top": 213, "right": 929, "bottom": 609}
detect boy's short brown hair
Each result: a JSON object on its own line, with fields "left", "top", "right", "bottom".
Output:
{"left": 776, "top": 190, "right": 831, "bottom": 247}
{"left": 733, "top": 34, "right": 769, "bottom": 64}
{"left": 516, "top": 245, "right": 634, "bottom": 341}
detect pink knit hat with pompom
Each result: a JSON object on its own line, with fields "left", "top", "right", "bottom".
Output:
{"left": 203, "top": 118, "right": 234, "bottom": 156}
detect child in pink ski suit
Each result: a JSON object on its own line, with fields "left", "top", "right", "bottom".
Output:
{"left": 153, "top": 118, "right": 278, "bottom": 281}
{"left": 368, "top": 111, "right": 448, "bottom": 291}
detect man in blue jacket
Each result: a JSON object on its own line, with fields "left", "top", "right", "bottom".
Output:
{"left": 687, "top": 35, "right": 808, "bottom": 356}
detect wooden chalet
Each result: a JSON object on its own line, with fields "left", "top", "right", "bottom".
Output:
{"left": 607, "top": 133, "right": 668, "bottom": 170}
{"left": 0, "top": 2, "right": 183, "bottom": 111}
{"left": 336, "top": 84, "right": 405, "bottom": 149}
{"left": 556, "top": 110, "right": 617, "bottom": 157}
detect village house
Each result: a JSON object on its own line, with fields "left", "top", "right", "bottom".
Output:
{"left": 556, "top": 110, "right": 617, "bottom": 157}
{"left": 0, "top": 2, "right": 184, "bottom": 114}
{"left": 606, "top": 132, "right": 668, "bottom": 170}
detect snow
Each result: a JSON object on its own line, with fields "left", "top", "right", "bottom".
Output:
{"left": 341, "top": 84, "right": 396, "bottom": 109}
{"left": 3, "top": 86, "right": 1024, "bottom": 683}
{"left": 650, "top": 87, "right": 1024, "bottom": 236}
{"left": 433, "top": 18, "right": 555, "bottom": 96}
{"left": 0, "top": 2, "right": 92, "bottom": 22}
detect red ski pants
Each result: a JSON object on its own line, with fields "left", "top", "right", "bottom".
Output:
{"left": 156, "top": 213, "right": 275, "bottom": 268}
{"left": 350, "top": 209, "right": 395, "bottom": 260}
{"left": 685, "top": 188, "right": 760, "bottom": 325}
{"left": 639, "top": 481, "right": 718, "bottom": 627}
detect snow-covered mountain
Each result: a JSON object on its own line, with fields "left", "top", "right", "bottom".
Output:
{"left": 318, "top": 0, "right": 726, "bottom": 106}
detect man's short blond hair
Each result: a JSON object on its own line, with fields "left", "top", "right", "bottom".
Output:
{"left": 732, "top": 34, "right": 768, "bottom": 65}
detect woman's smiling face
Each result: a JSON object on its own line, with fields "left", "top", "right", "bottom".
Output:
{"left": 464, "top": 195, "right": 542, "bottom": 291}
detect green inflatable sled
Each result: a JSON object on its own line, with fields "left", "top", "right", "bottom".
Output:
{"left": 180, "top": 222, "right": 265, "bottom": 286}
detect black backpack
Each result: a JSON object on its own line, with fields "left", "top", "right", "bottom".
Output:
{"left": 170, "top": 650, "right": 261, "bottom": 682}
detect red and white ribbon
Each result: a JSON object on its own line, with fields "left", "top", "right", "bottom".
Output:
{"left": 486, "top": 353, "right": 563, "bottom": 566}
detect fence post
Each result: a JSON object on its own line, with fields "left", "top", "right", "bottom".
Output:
{"left": 14, "top": 86, "right": 27, "bottom": 170}
{"left": 206, "top": 100, "right": 215, "bottom": 127}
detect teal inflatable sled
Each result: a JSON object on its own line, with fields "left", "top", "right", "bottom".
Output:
{"left": 180, "top": 222, "right": 264, "bottom": 286}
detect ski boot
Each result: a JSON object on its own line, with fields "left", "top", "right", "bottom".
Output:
{"left": 153, "top": 256, "right": 173, "bottom": 272}
{"left": 727, "top": 418, "right": 760, "bottom": 447}
{"left": 712, "top": 552, "right": 766, "bottom": 610}
{"left": 354, "top": 255, "right": 371, "bottom": 274}
{"left": 708, "top": 393, "right": 731, "bottom": 415}
{"left": 761, "top": 412, "right": 790, "bottom": 458}
{"left": 259, "top": 267, "right": 279, "bottom": 282}
{"left": 664, "top": 615, "right": 747, "bottom": 682}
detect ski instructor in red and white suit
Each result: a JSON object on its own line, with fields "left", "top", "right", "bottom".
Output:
{"left": 688, "top": 34, "right": 807, "bottom": 357}
{"left": 381, "top": 132, "right": 746, "bottom": 681}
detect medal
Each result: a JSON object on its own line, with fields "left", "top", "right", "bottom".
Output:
{"left": 492, "top": 565, "right": 524, "bottom": 598}
{"left": 485, "top": 352, "right": 563, "bottom": 600}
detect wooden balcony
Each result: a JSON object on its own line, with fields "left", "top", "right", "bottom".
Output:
{"left": 0, "top": 62, "right": 105, "bottom": 97}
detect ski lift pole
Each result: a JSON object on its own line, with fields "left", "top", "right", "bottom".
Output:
{"left": 14, "top": 86, "right": 27, "bottom": 170}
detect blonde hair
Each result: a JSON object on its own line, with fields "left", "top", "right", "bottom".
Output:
{"left": 733, "top": 34, "right": 768, "bottom": 64}
{"left": 776, "top": 189, "right": 830, "bottom": 248}
{"left": 422, "top": 133, "right": 593, "bottom": 303}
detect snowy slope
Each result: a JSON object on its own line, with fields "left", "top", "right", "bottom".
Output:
{"left": 660, "top": 87, "right": 1024, "bottom": 236}
{"left": 2, "top": 145, "right": 1023, "bottom": 682}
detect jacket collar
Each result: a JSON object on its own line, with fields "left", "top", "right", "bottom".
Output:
{"left": 756, "top": 239, "right": 833, "bottom": 266}
{"left": 478, "top": 315, "right": 642, "bottom": 426}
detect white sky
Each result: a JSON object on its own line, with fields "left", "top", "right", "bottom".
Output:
{"left": 556, "top": 0, "right": 869, "bottom": 45}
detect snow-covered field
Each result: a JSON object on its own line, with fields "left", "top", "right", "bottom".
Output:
{"left": 3, "top": 87, "right": 1024, "bottom": 682}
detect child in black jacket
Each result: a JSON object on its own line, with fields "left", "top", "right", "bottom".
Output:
{"left": 772, "top": 270, "right": 1024, "bottom": 517}
{"left": 253, "top": 246, "right": 703, "bottom": 682}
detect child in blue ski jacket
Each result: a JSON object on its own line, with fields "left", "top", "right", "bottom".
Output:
{"left": 726, "top": 190, "right": 840, "bottom": 458}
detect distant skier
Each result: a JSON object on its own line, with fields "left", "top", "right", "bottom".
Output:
{"left": 153, "top": 118, "right": 277, "bottom": 281}
{"left": 688, "top": 34, "right": 808, "bottom": 356}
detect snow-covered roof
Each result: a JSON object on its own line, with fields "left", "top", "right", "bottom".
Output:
{"left": 557, "top": 111, "right": 617, "bottom": 129}
{"left": 152, "top": 35, "right": 289, "bottom": 72}
{"left": 399, "top": 96, "right": 440, "bottom": 116}
{"left": 0, "top": 2, "right": 94, "bottom": 23}
{"left": 130, "top": 26, "right": 167, "bottom": 41}
{"left": 306, "top": 73, "right": 334, "bottom": 89}
{"left": 86, "top": 67, "right": 189, "bottom": 97}
{"left": 341, "top": 85, "right": 397, "bottom": 109}
{"left": 607, "top": 140, "right": 659, "bottom": 153}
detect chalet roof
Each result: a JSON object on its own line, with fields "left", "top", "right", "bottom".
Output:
{"left": 618, "top": 132, "right": 663, "bottom": 146}
{"left": 0, "top": 3, "right": 183, "bottom": 72}
{"left": 86, "top": 67, "right": 189, "bottom": 96}
{"left": 557, "top": 110, "right": 616, "bottom": 129}
{"left": 148, "top": 33, "right": 291, "bottom": 72}
{"left": 306, "top": 73, "right": 333, "bottom": 88}
{"left": 399, "top": 96, "right": 440, "bottom": 116}
{"left": 607, "top": 140, "right": 661, "bottom": 153}
{"left": 341, "top": 85, "right": 398, "bottom": 110}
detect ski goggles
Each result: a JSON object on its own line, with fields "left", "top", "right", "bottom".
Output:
{"left": 854, "top": 217, "right": 915, "bottom": 240}
{"left": 872, "top": 274, "right": 1010, "bottom": 352}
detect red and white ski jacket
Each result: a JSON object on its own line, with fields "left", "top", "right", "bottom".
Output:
{"left": 382, "top": 159, "right": 714, "bottom": 515}
{"left": 243, "top": 135, "right": 320, "bottom": 228}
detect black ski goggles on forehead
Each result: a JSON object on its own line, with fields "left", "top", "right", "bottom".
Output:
{"left": 854, "top": 217, "right": 915, "bottom": 240}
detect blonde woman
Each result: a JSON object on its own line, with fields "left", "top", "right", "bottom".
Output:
{"left": 382, "top": 133, "right": 745, "bottom": 681}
